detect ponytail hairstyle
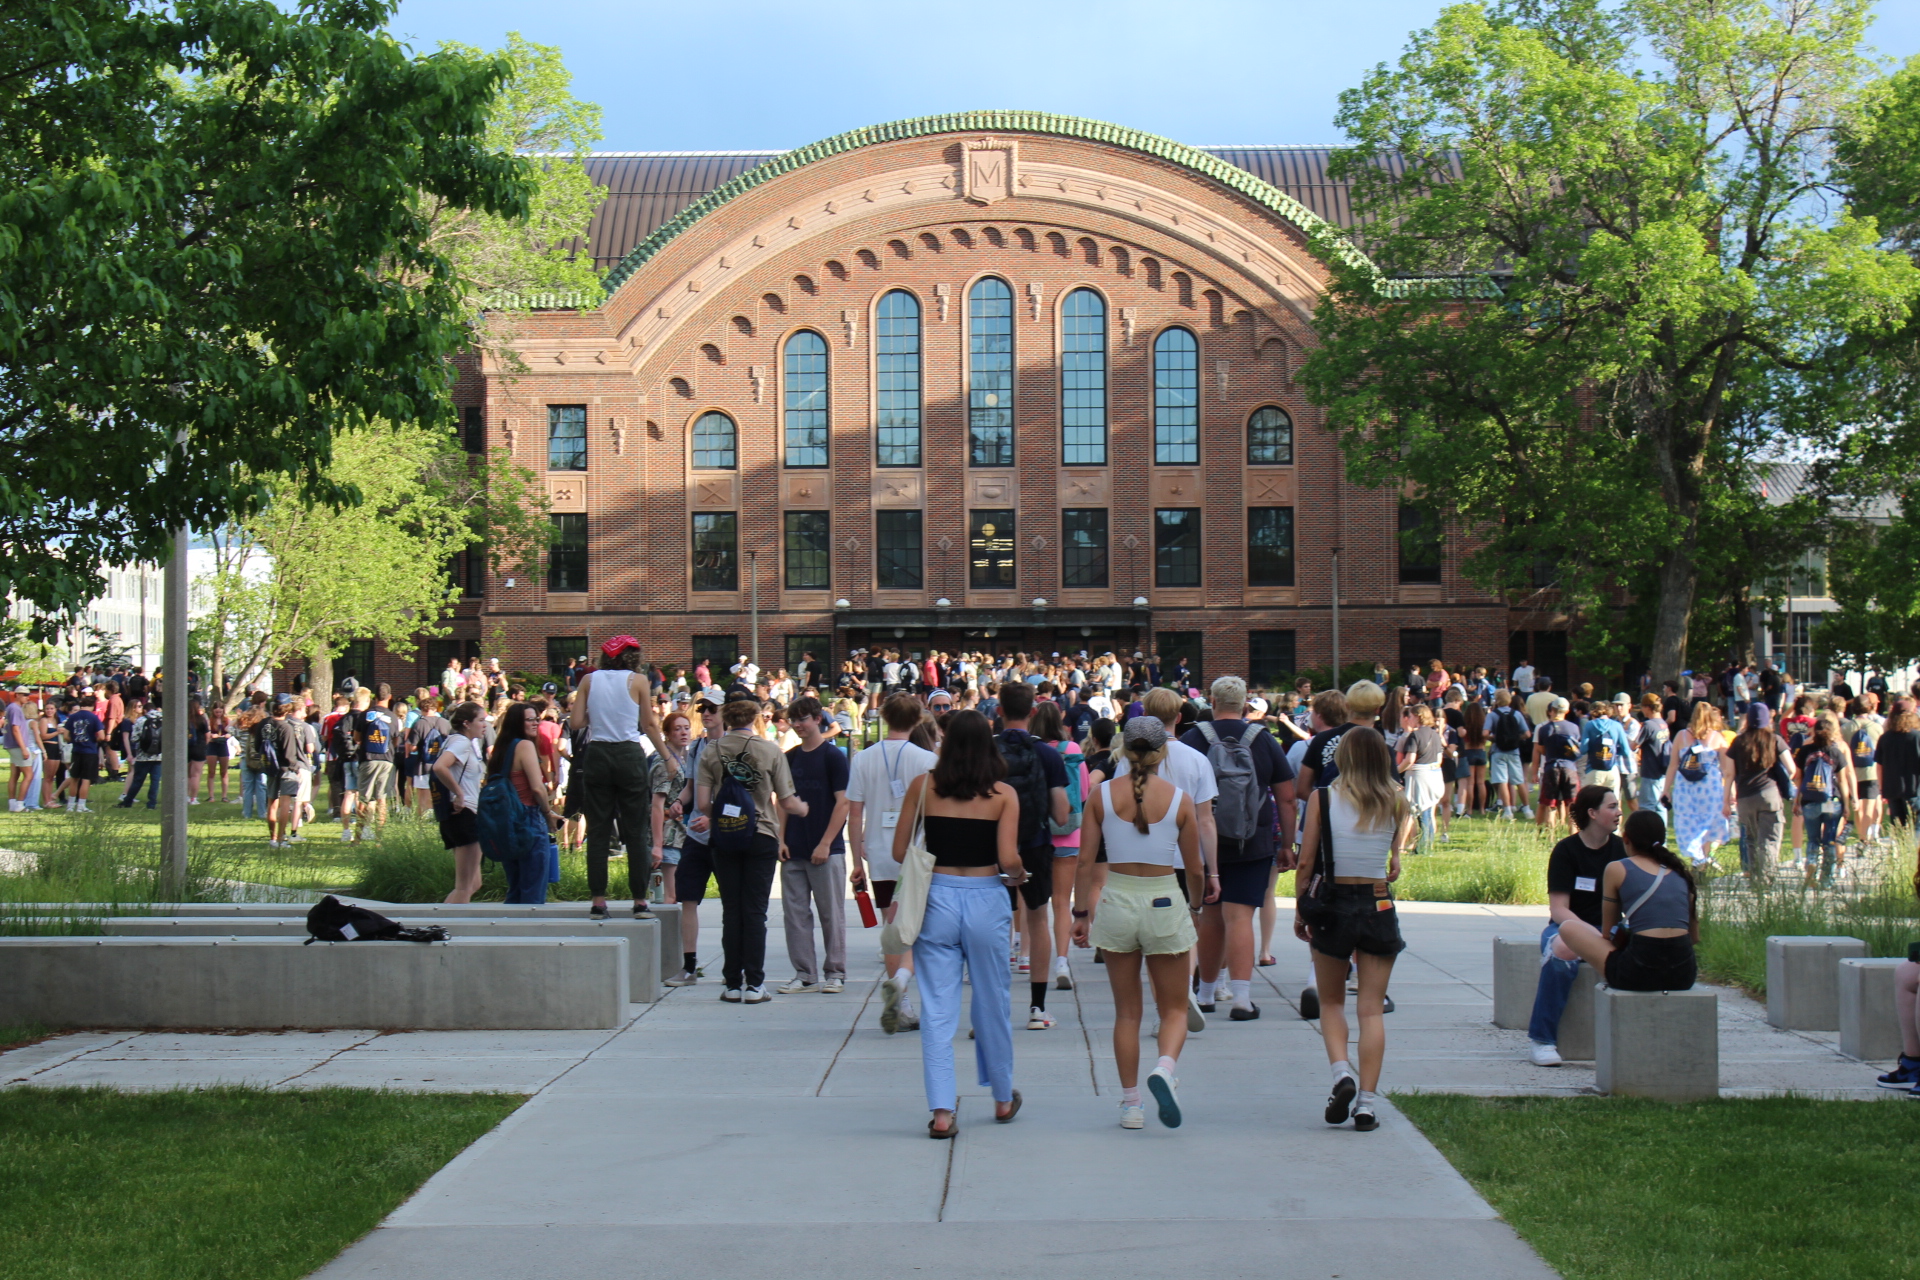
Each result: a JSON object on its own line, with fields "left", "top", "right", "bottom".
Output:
{"left": 1121, "top": 716, "right": 1170, "bottom": 834}
{"left": 1621, "top": 808, "right": 1696, "bottom": 929}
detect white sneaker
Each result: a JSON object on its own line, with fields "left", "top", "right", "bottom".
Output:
{"left": 820, "top": 977, "right": 844, "bottom": 993}
{"left": 1053, "top": 957, "right": 1073, "bottom": 990}
{"left": 1119, "top": 1104, "right": 1146, "bottom": 1130}
{"left": 776, "top": 978, "right": 819, "bottom": 994}
{"left": 1530, "top": 1042, "right": 1563, "bottom": 1067}
{"left": 1186, "top": 991, "right": 1207, "bottom": 1034}
{"left": 340, "top": 829, "right": 354, "bottom": 841}
{"left": 1016, "top": 955, "right": 1031, "bottom": 974}
{"left": 742, "top": 985, "right": 772, "bottom": 1004}
{"left": 720, "top": 987, "right": 743, "bottom": 1002}
{"left": 1147, "top": 1065, "right": 1182, "bottom": 1128}
{"left": 1026, "top": 1006, "right": 1054, "bottom": 1030}
{"left": 7, "top": 800, "right": 20, "bottom": 812}
{"left": 664, "top": 970, "right": 698, "bottom": 987}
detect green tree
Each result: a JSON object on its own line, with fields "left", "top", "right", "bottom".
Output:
{"left": 1, "top": 0, "right": 531, "bottom": 620}
{"left": 1301, "top": 0, "right": 1920, "bottom": 684}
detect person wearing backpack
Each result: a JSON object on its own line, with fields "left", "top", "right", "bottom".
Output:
{"left": 407, "top": 697, "right": 452, "bottom": 819}
{"left": 343, "top": 686, "right": 398, "bottom": 842}
{"left": 115, "top": 698, "right": 164, "bottom": 810}
{"left": 1578, "top": 699, "right": 1634, "bottom": 797}
{"left": 1727, "top": 703, "right": 1792, "bottom": 881}
{"left": 1032, "top": 701, "right": 1088, "bottom": 992}
{"left": 480, "top": 701, "right": 563, "bottom": 904}
{"left": 261, "top": 695, "right": 303, "bottom": 847}
{"left": 993, "top": 681, "right": 1071, "bottom": 1029}
{"left": 1633, "top": 694, "right": 1672, "bottom": 814}
{"left": 1794, "top": 713, "right": 1854, "bottom": 887}
{"left": 1180, "top": 676, "right": 1295, "bottom": 1021}
{"left": 1530, "top": 698, "right": 1584, "bottom": 834}
{"left": 694, "top": 696, "right": 805, "bottom": 1004}
{"left": 319, "top": 692, "right": 351, "bottom": 820}
{"left": 1842, "top": 697, "right": 1884, "bottom": 848}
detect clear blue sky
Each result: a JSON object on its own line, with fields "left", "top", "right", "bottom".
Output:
{"left": 390, "top": 0, "right": 1920, "bottom": 152}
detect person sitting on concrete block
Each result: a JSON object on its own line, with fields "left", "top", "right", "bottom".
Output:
{"left": 1551, "top": 808, "right": 1698, "bottom": 992}
{"left": 1527, "top": 784, "right": 1628, "bottom": 1067}
{"left": 1876, "top": 957, "right": 1920, "bottom": 1092}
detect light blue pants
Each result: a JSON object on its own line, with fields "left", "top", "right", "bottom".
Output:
{"left": 239, "top": 765, "right": 268, "bottom": 820}
{"left": 912, "top": 874, "right": 1015, "bottom": 1112}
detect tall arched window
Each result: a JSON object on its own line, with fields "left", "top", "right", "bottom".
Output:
{"left": 968, "top": 277, "right": 1014, "bottom": 467}
{"left": 875, "top": 291, "right": 921, "bottom": 467}
{"left": 783, "top": 330, "right": 828, "bottom": 467}
{"left": 1060, "top": 288, "right": 1107, "bottom": 466}
{"left": 1153, "top": 327, "right": 1199, "bottom": 465}
{"left": 692, "top": 411, "right": 736, "bottom": 470}
{"left": 1247, "top": 406, "right": 1294, "bottom": 465}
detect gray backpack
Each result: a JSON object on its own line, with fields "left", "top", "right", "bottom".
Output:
{"left": 1194, "top": 721, "right": 1264, "bottom": 843}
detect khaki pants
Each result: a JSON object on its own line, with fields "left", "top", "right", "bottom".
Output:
{"left": 782, "top": 852, "right": 847, "bottom": 983}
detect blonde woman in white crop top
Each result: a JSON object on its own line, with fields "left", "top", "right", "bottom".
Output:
{"left": 1072, "top": 716, "right": 1202, "bottom": 1131}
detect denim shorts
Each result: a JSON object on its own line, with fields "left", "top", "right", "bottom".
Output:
{"left": 1489, "top": 750, "right": 1525, "bottom": 784}
{"left": 659, "top": 843, "right": 683, "bottom": 866}
{"left": 1303, "top": 882, "right": 1406, "bottom": 960}
{"left": 342, "top": 761, "right": 361, "bottom": 792}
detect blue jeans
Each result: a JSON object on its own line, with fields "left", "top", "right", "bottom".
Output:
{"left": 239, "top": 765, "right": 268, "bottom": 819}
{"left": 913, "top": 874, "right": 1016, "bottom": 1112}
{"left": 1528, "top": 921, "right": 1584, "bottom": 1046}
{"left": 503, "top": 842, "right": 551, "bottom": 904}
{"left": 121, "top": 760, "right": 162, "bottom": 808}
{"left": 1802, "top": 800, "right": 1842, "bottom": 881}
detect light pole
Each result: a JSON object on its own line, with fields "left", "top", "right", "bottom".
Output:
{"left": 1330, "top": 547, "right": 1342, "bottom": 686}
{"left": 747, "top": 548, "right": 759, "bottom": 672}
{"left": 161, "top": 527, "right": 189, "bottom": 897}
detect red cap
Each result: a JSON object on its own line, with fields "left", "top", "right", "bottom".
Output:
{"left": 599, "top": 635, "right": 641, "bottom": 659}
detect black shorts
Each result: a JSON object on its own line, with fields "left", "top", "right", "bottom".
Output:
{"left": 1441, "top": 758, "right": 1459, "bottom": 783}
{"left": 438, "top": 808, "right": 478, "bottom": 849}
{"left": 1539, "top": 766, "right": 1578, "bottom": 804}
{"left": 1215, "top": 856, "right": 1275, "bottom": 907}
{"left": 1304, "top": 883, "right": 1406, "bottom": 960}
{"left": 68, "top": 753, "right": 100, "bottom": 784}
{"left": 1010, "top": 844, "right": 1052, "bottom": 910}
{"left": 871, "top": 879, "right": 896, "bottom": 911}
{"left": 1856, "top": 779, "right": 1879, "bottom": 800}
{"left": 675, "top": 840, "right": 714, "bottom": 902}
{"left": 1603, "top": 933, "right": 1696, "bottom": 992}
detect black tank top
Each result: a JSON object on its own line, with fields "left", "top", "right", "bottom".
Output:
{"left": 923, "top": 814, "right": 999, "bottom": 867}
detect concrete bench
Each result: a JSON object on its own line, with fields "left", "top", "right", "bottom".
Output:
{"left": 362, "top": 903, "right": 682, "bottom": 982}
{"left": 1595, "top": 986, "right": 1718, "bottom": 1100}
{"left": 1492, "top": 934, "right": 1596, "bottom": 1059}
{"left": 1838, "top": 957, "right": 1907, "bottom": 1061}
{"left": 1766, "top": 935, "right": 1868, "bottom": 1031}
{"left": 0, "top": 936, "right": 628, "bottom": 1030}
{"left": 101, "top": 916, "right": 660, "bottom": 1003}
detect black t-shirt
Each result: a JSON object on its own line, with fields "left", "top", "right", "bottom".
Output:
{"left": 1180, "top": 719, "right": 1294, "bottom": 862}
{"left": 1302, "top": 723, "right": 1357, "bottom": 789}
{"left": 1876, "top": 731, "right": 1920, "bottom": 798}
{"left": 1547, "top": 833, "right": 1628, "bottom": 928}
{"left": 1794, "top": 742, "right": 1847, "bottom": 804}
{"left": 1065, "top": 702, "right": 1100, "bottom": 741}
{"left": 783, "top": 740, "right": 851, "bottom": 856}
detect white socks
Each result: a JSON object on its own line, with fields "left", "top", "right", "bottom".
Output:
{"left": 1121, "top": 1086, "right": 1141, "bottom": 1105}
{"left": 1358, "top": 1089, "right": 1378, "bottom": 1106}
{"left": 1197, "top": 979, "right": 1217, "bottom": 1004}
{"left": 1230, "top": 979, "right": 1252, "bottom": 1010}
{"left": 1332, "top": 1059, "right": 1355, "bottom": 1083}
{"left": 6, "top": 799, "right": 19, "bottom": 812}
{"left": 1156, "top": 1055, "right": 1178, "bottom": 1076}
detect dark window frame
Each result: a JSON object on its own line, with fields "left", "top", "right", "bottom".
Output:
{"left": 1060, "top": 508, "right": 1109, "bottom": 589}
{"left": 547, "top": 404, "right": 588, "bottom": 472}
{"left": 1246, "top": 405, "right": 1293, "bottom": 466}
{"left": 969, "top": 509, "right": 1016, "bottom": 590}
{"left": 1154, "top": 508, "right": 1202, "bottom": 587}
{"left": 1249, "top": 630, "right": 1297, "bottom": 688}
{"left": 691, "top": 512, "right": 739, "bottom": 592}
{"left": 547, "top": 513, "right": 588, "bottom": 593}
{"left": 968, "top": 277, "right": 1014, "bottom": 467}
{"left": 876, "top": 509, "right": 923, "bottom": 590}
{"left": 876, "top": 290, "right": 922, "bottom": 468}
{"left": 783, "top": 510, "right": 831, "bottom": 590}
{"left": 1153, "top": 328, "right": 1199, "bottom": 465}
{"left": 1247, "top": 506, "right": 1296, "bottom": 587}
{"left": 1398, "top": 505, "right": 1443, "bottom": 584}
{"left": 692, "top": 410, "right": 737, "bottom": 471}
{"left": 1060, "top": 288, "right": 1107, "bottom": 466}
{"left": 782, "top": 329, "right": 829, "bottom": 468}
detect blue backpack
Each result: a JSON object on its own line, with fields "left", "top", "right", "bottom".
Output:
{"left": 476, "top": 772, "right": 544, "bottom": 862}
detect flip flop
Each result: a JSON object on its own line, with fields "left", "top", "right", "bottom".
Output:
{"left": 1257, "top": 955, "right": 1277, "bottom": 967}
{"left": 928, "top": 1115, "right": 956, "bottom": 1139}
{"left": 995, "top": 1090, "right": 1023, "bottom": 1123}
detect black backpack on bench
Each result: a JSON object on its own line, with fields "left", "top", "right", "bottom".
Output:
{"left": 304, "top": 895, "right": 448, "bottom": 944}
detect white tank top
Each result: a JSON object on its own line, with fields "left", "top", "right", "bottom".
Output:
{"left": 1325, "top": 787, "right": 1394, "bottom": 880}
{"left": 584, "top": 670, "right": 643, "bottom": 744}
{"left": 1099, "top": 779, "right": 1184, "bottom": 868}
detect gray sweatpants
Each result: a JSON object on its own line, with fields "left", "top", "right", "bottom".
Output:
{"left": 782, "top": 852, "right": 847, "bottom": 982}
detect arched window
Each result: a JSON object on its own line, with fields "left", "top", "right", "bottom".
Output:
{"left": 783, "top": 330, "right": 828, "bottom": 468}
{"left": 1060, "top": 288, "right": 1106, "bottom": 466}
{"left": 691, "top": 411, "right": 736, "bottom": 470}
{"left": 1154, "top": 327, "right": 1199, "bottom": 465}
{"left": 968, "top": 277, "right": 1014, "bottom": 467}
{"left": 875, "top": 291, "right": 921, "bottom": 467}
{"left": 1247, "top": 406, "right": 1294, "bottom": 465}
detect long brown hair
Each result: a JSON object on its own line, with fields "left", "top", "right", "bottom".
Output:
{"left": 1124, "top": 738, "right": 1168, "bottom": 835}
{"left": 486, "top": 701, "right": 537, "bottom": 780}
{"left": 1729, "top": 723, "right": 1779, "bottom": 773}
{"left": 1463, "top": 703, "right": 1487, "bottom": 749}
{"left": 928, "top": 709, "right": 1004, "bottom": 801}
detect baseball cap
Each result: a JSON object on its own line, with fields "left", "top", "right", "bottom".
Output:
{"left": 1612, "top": 692, "right": 1631, "bottom": 705}
{"left": 697, "top": 687, "right": 726, "bottom": 708}
{"left": 1549, "top": 696, "right": 1570, "bottom": 712}
{"left": 1123, "top": 716, "right": 1168, "bottom": 750}
{"left": 1247, "top": 696, "right": 1269, "bottom": 717}
{"left": 273, "top": 693, "right": 293, "bottom": 707}
{"left": 599, "top": 635, "right": 641, "bottom": 659}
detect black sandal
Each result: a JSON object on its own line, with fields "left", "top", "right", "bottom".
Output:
{"left": 928, "top": 1115, "right": 956, "bottom": 1139}
{"left": 995, "top": 1090, "right": 1022, "bottom": 1124}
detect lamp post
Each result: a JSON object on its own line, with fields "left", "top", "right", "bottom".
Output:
{"left": 161, "top": 527, "right": 189, "bottom": 897}
{"left": 747, "top": 549, "right": 759, "bottom": 671}
{"left": 1330, "top": 547, "right": 1342, "bottom": 686}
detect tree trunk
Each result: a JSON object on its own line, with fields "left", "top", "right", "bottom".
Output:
{"left": 1648, "top": 520, "right": 1700, "bottom": 688}
{"left": 308, "top": 646, "right": 334, "bottom": 704}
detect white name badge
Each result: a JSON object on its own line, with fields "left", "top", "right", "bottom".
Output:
{"left": 881, "top": 810, "right": 898, "bottom": 828}
{"left": 722, "top": 804, "right": 742, "bottom": 818}
{"left": 889, "top": 778, "right": 907, "bottom": 800}
{"left": 1574, "top": 876, "right": 1597, "bottom": 892}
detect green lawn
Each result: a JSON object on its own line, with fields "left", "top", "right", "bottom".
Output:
{"left": 1395, "top": 1094, "right": 1917, "bottom": 1280}
{"left": 0, "top": 1087, "right": 521, "bottom": 1280}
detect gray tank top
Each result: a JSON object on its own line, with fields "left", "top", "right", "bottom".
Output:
{"left": 1618, "top": 860, "right": 1691, "bottom": 931}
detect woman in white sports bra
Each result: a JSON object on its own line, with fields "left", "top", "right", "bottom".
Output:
{"left": 1072, "top": 716, "right": 1201, "bottom": 1131}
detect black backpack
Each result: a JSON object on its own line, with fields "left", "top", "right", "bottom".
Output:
{"left": 709, "top": 740, "right": 763, "bottom": 853}
{"left": 135, "top": 713, "right": 164, "bottom": 757}
{"left": 998, "top": 731, "right": 1050, "bottom": 848}
{"left": 1492, "top": 707, "right": 1527, "bottom": 752}
{"left": 303, "top": 895, "right": 448, "bottom": 943}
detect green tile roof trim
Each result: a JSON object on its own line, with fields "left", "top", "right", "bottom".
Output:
{"left": 597, "top": 110, "right": 1381, "bottom": 297}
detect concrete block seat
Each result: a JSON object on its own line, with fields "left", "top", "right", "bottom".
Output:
{"left": 1766, "top": 935, "right": 1868, "bottom": 1031}
{"left": 1492, "top": 935, "right": 1595, "bottom": 1059}
{"left": 101, "top": 916, "right": 661, "bottom": 1003}
{"left": 1838, "top": 957, "right": 1907, "bottom": 1061}
{"left": 0, "top": 936, "right": 629, "bottom": 1030}
{"left": 1595, "top": 985, "right": 1718, "bottom": 1100}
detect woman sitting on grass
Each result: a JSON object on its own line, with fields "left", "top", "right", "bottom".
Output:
{"left": 1551, "top": 808, "right": 1697, "bottom": 992}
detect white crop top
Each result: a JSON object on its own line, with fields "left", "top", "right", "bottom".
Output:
{"left": 1323, "top": 787, "right": 1395, "bottom": 881}
{"left": 1099, "top": 779, "right": 1184, "bottom": 868}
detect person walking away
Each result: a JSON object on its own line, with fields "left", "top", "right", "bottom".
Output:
{"left": 1459, "top": 703, "right": 1491, "bottom": 817}
{"left": 116, "top": 699, "right": 164, "bottom": 809}
{"left": 848, "top": 691, "right": 939, "bottom": 1031}
{"left": 993, "top": 682, "right": 1071, "bottom": 1029}
{"left": 1663, "top": 701, "right": 1734, "bottom": 867}
{"left": 1531, "top": 698, "right": 1583, "bottom": 834}
{"left": 569, "top": 637, "right": 677, "bottom": 921}
{"left": 346, "top": 687, "right": 399, "bottom": 841}
{"left": 1633, "top": 695, "right": 1670, "bottom": 815}
{"left": 777, "top": 696, "right": 852, "bottom": 993}
{"left": 1074, "top": 716, "right": 1202, "bottom": 1128}
{"left": 60, "top": 694, "right": 105, "bottom": 812}
{"left": 1875, "top": 704, "right": 1920, "bottom": 831}
{"left": 183, "top": 698, "right": 209, "bottom": 805}
{"left": 1795, "top": 713, "right": 1854, "bottom": 887}
{"left": 1842, "top": 699, "right": 1885, "bottom": 848}
{"left": 1579, "top": 699, "right": 1633, "bottom": 816}
{"left": 896, "top": 709, "right": 1027, "bottom": 1137}
{"left": 1487, "top": 691, "right": 1533, "bottom": 818}
{"left": 235, "top": 703, "right": 268, "bottom": 823}
{"left": 694, "top": 697, "right": 805, "bottom": 1003}
{"left": 1031, "top": 701, "right": 1090, "bottom": 991}
{"left": 1294, "top": 729, "right": 1413, "bottom": 1132}
{"left": 432, "top": 702, "right": 489, "bottom": 902}
{"left": 488, "top": 702, "right": 562, "bottom": 904}
{"left": 1549, "top": 809, "right": 1700, "bottom": 993}
{"left": 648, "top": 712, "right": 694, "bottom": 908}
{"left": 1183, "top": 675, "right": 1295, "bottom": 1020}
{"left": 262, "top": 697, "right": 302, "bottom": 847}
{"left": 407, "top": 697, "right": 452, "bottom": 818}
{"left": 1526, "top": 786, "right": 1626, "bottom": 1066}
{"left": 1727, "top": 705, "right": 1792, "bottom": 881}
{"left": 1396, "top": 705, "right": 1446, "bottom": 850}
{"left": 667, "top": 690, "right": 727, "bottom": 985}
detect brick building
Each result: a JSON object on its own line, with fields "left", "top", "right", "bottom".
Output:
{"left": 368, "top": 112, "right": 1544, "bottom": 694}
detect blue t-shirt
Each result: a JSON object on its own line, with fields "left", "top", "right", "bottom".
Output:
{"left": 1579, "top": 718, "right": 1633, "bottom": 773}
{"left": 1536, "top": 720, "right": 1583, "bottom": 772}
{"left": 783, "top": 739, "right": 851, "bottom": 856}
{"left": 1065, "top": 702, "right": 1100, "bottom": 741}
{"left": 65, "top": 709, "right": 103, "bottom": 755}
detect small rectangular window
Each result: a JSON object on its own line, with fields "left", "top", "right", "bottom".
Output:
{"left": 1398, "top": 505, "right": 1442, "bottom": 584}
{"left": 692, "top": 512, "right": 738, "bottom": 592}
{"left": 462, "top": 406, "right": 486, "bottom": 454}
{"left": 785, "top": 635, "right": 831, "bottom": 682}
{"left": 1399, "top": 628, "right": 1444, "bottom": 675}
{"left": 1248, "top": 507, "right": 1295, "bottom": 587}
{"left": 546, "top": 637, "right": 586, "bottom": 679}
{"left": 459, "top": 546, "right": 486, "bottom": 597}
{"left": 548, "top": 513, "right": 588, "bottom": 592}
{"left": 1156, "top": 632, "right": 1203, "bottom": 687}
{"left": 547, "top": 405, "right": 587, "bottom": 471}
{"left": 1061, "top": 508, "right": 1109, "bottom": 589}
{"left": 783, "top": 511, "right": 830, "bottom": 590}
{"left": 690, "top": 635, "right": 739, "bottom": 678}
{"left": 877, "top": 510, "right": 923, "bottom": 590}
{"left": 1154, "top": 508, "right": 1201, "bottom": 588}
{"left": 1249, "top": 630, "right": 1296, "bottom": 688}
{"left": 969, "top": 509, "right": 1016, "bottom": 589}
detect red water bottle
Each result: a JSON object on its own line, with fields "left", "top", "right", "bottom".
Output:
{"left": 855, "top": 889, "right": 879, "bottom": 929}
